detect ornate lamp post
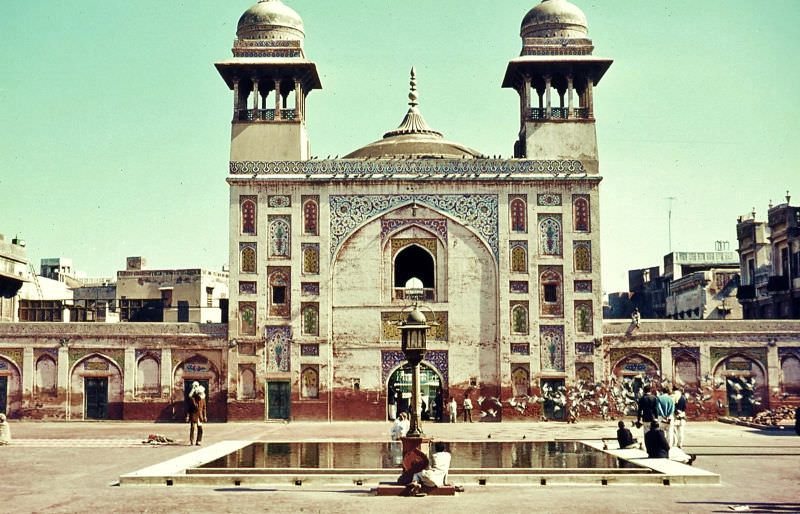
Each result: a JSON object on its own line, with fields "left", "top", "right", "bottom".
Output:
{"left": 399, "top": 296, "right": 429, "bottom": 438}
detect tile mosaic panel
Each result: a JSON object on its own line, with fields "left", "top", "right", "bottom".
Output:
{"left": 574, "top": 300, "right": 594, "bottom": 334}
{"left": 510, "top": 301, "right": 529, "bottom": 335}
{"left": 573, "top": 194, "right": 591, "bottom": 232}
{"left": 239, "top": 281, "right": 257, "bottom": 295}
{"left": 391, "top": 238, "right": 437, "bottom": 258}
{"left": 266, "top": 326, "right": 291, "bottom": 373}
{"left": 576, "top": 363, "right": 594, "bottom": 383}
{"left": 230, "top": 159, "right": 587, "bottom": 177}
{"left": 381, "top": 311, "right": 448, "bottom": 341}
{"left": 268, "top": 195, "right": 291, "bottom": 208}
{"left": 538, "top": 214, "right": 563, "bottom": 256}
{"left": 301, "top": 344, "right": 320, "bottom": 357}
{"left": 672, "top": 347, "right": 701, "bottom": 360}
{"left": 268, "top": 215, "right": 291, "bottom": 258}
{"left": 302, "top": 243, "right": 320, "bottom": 274}
{"left": 537, "top": 193, "right": 563, "bottom": 206}
{"left": 301, "top": 282, "right": 320, "bottom": 296}
{"left": 575, "top": 342, "right": 595, "bottom": 355}
{"left": 540, "top": 325, "right": 565, "bottom": 372}
{"left": 380, "top": 218, "right": 448, "bottom": 242}
{"left": 710, "top": 347, "right": 768, "bottom": 370}
{"left": 511, "top": 343, "right": 530, "bottom": 356}
{"left": 302, "top": 195, "right": 319, "bottom": 236}
{"left": 510, "top": 281, "right": 529, "bottom": 294}
{"left": 574, "top": 280, "right": 593, "bottom": 293}
{"left": 381, "top": 350, "right": 449, "bottom": 386}
{"left": 509, "top": 195, "right": 527, "bottom": 233}
{"left": 573, "top": 241, "right": 592, "bottom": 272}
{"left": 329, "top": 194, "right": 498, "bottom": 262}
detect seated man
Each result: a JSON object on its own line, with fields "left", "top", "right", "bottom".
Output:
{"left": 644, "top": 421, "right": 669, "bottom": 458}
{"left": 408, "top": 442, "right": 451, "bottom": 496}
{"left": 616, "top": 421, "right": 638, "bottom": 449}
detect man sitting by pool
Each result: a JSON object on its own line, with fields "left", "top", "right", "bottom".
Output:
{"left": 407, "top": 442, "right": 451, "bottom": 496}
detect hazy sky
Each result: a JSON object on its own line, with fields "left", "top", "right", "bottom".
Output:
{"left": 1, "top": 0, "right": 798, "bottom": 293}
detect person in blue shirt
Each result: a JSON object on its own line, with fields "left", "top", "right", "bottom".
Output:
{"left": 656, "top": 386, "right": 676, "bottom": 446}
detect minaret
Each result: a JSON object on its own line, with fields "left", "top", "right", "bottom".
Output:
{"left": 503, "top": 0, "right": 612, "bottom": 172}
{"left": 216, "top": 0, "right": 322, "bottom": 161}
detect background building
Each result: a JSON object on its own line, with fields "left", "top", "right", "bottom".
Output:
{"left": 736, "top": 195, "right": 800, "bottom": 319}
{"left": 0, "top": 234, "right": 29, "bottom": 323}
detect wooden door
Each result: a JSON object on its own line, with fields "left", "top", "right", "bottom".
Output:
{"left": 267, "top": 381, "right": 291, "bottom": 420}
{"left": 0, "top": 376, "right": 7, "bottom": 414}
{"left": 85, "top": 377, "right": 108, "bottom": 420}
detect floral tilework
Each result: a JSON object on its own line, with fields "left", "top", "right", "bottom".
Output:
{"left": 381, "top": 350, "right": 449, "bottom": 386}
{"left": 382, "top": 311, "right": 448, "bottom": 341}
{"left": 380, "top": 218, "right": 448, "bottom": 242}
{"left": 537, "top": 193, "right": 562, "bottom": 207}
{"left": 575, "top": 342, "right": 595, "bottom": 355}
{"left": 510, "top": 281, "right": 529, "bottom": 294}
{"left": 301, "top": 282, "right": 320, "bottom": 296}
{"left": 268, "top": 195, "right": 291, "bottom": 208}
{"left": 239, "top": 281, "right": 257, "bottom": 295}
{"left": 574, "top": 280, "right": 593, "bottom": 293}
{"left": 302, "top": 243, "right": 320, "bottom": 274}
{"left": 329, "top": 195, "right": 498, "bottom": 261}
{"left": 538, "top": 214, "right": 563, "bottom": 256}
{"left": 511, "top": 343, "right": 530, "bottom": 356}
{"left": 268, "top": 215, "right": 291, "bottom": 258}
{"left": 540, "top": 325, "right": 565, "bottom": 372}
{"left": 266, "top": 326, "right": 291, "bottom": 373}
{"left": 301, "top": 344, "right": 320, "bottom": 357}
{"left": 573, "top": 241, "right": 592, "bottom": 272}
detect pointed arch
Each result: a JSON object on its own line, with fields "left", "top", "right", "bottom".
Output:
{"left": 35, "top": 355, "right": 58, "bottom": 397}
{"left": 241, "top": 197, "right": 257, "bottom": 235}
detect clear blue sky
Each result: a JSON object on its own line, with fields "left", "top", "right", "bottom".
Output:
{"left": 1, "top": 0, "right": 798, "bottom": 293}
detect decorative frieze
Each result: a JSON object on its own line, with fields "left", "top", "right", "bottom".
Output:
{"left": 329, "top": 194, "right": 499, "bottom": 262}
{"left": 230, "top": 159, "right": 588, "bottom": 177}
{"left": 380, "top": 218, "right": 448, "bottom": 242}
{"left": 381, "top": 311, "right": 448, "bottom": 341}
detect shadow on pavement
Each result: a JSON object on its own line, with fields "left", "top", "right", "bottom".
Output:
{"left": 677, "top": 502, "right": 800, "bottom": 513}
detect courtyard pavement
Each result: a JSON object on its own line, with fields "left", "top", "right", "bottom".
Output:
{"left": 2, "top": 420, "right": 799, "bottom": 513}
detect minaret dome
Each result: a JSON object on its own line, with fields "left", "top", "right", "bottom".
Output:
{"left": 237, "top": 0, "right": 305, "bottom": 41}
{"left": 521, "top": 0, "right": 588, "bottom": 39}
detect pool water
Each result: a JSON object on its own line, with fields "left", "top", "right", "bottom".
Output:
{"left": 198, "top": 441, "right": 641, "bottom": 471}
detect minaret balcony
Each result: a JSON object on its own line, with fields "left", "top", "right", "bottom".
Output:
{"left": 236, "top": 109, "right": 297, "bottom": 122}
{"left": 528, "top": 107, "right": 590, "bottom": 121}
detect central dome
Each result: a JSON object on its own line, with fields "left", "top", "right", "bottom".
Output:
{"left": 521, "top": 0, "right": 588, "bottom": 38}
{"left": 237, "top": 0, "right": 305, "bottom": 40}
{"left": 345, "top": 69, "right": 482, "bottom": 160}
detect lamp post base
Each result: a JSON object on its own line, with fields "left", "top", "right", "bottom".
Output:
{"left": 397, "top": 436, "right": 431, "bottom": 485}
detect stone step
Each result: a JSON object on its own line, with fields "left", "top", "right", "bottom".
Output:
{"left": 375, "top": 483, "right": 457, "bottom": 496}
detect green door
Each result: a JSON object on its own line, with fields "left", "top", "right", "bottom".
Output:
{"left": 85, "top": 377, "right": 108, "bottom": 420}
{"left": 0, "top": 376, "right": 7, "bottom": 415}
{"left": 267, "top": 381, "right": 291, "bottom": 420}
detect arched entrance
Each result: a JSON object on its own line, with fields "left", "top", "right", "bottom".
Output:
{"left": 613, "top": 354, "right": 660, "bottom": 408}
{"left": 713, "top": 354, "right": 766, "bottom": 417}
{"left": 0, "top": 356, "right": 21, "bottom": 417}
{"left": 387, "top": 362, "right": 443, "bottom": 422}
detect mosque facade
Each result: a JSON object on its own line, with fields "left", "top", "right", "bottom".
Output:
{"left": 223, "top": 0, "right": 608, "bottom": 421}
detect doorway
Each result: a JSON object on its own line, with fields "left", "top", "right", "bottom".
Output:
{"left": 387, "top": 363, "right": 443, "bottom": 422}
{"left": 0, "top": 376, "right": 7, "bottom": 414}
{"left": 267, "top": 381, "right": 291, "bottom": 420}
{"left": 84, "top": 377, "right": 108, "bottom": 420}
{"left": 541, "top": 378, "right": 566, "bottom": 421}
{"left": 184, "top": 379, "right": 210, "bottom": 418}
{"left": 726, "top": 376, "right": 754, "bottom": 417}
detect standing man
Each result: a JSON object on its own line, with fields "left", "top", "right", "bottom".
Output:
{"left": 636, "top": 385, "right": 659, "bottom": 441}
{"left": 672, "top": 387, "right": 687, "bottom": 448}
{"left": 188, "top": 381, "right": 207, "bottom": 446}
{"left": 448, "top": 397, "right": 458, "bottom": 423}
{"left": 463, "top": 395, "right": 473, "bottom": 423}
{"left": 656, "top": 386, "right": 676, "bottom": 447}
{"left": 0, "top": 414, "right": 11, "bottom": 445}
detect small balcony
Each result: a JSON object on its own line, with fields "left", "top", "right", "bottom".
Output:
{"left": 736, "top": 285, "right": 756, "bottom": 300}
{"left": 528, "top": 107, "right": 590, "bottom": 121}
{"left": 767, "top": 275, "right": 790, "bottom": 292}
{"left": 393, "top": 288, "right": 435, "bottom": 302}
{"left": 236, "top": 109, "right": 298, "bottom": 122}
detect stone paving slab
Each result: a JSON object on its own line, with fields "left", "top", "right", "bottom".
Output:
{"left": 2, "top": 422, "right": 799, "bottom": 513}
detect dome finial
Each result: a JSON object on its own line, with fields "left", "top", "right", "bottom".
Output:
{"left": 409, "top": 67, "right": 419, "bottom": 109}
